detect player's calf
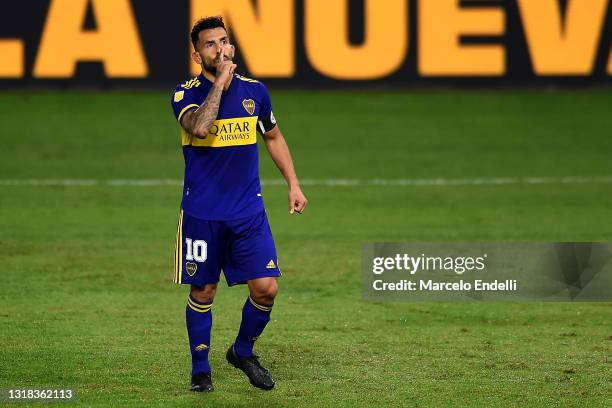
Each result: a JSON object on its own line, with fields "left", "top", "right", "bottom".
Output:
{"left": 228, "top": 277, "right": 277, "bottom": 388}
{"left": 186, "top": 284, "right": 217, "bottom": 391}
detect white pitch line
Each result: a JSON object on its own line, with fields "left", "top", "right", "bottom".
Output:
{"left": 1, "top": 176, "right": 612, "bottom": 187}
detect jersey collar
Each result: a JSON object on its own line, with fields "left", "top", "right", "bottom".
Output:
{"left": 198, "top": 71, "right": 236, "bottom": 92}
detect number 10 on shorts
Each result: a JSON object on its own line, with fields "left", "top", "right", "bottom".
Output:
{"left": 185, "top": 238, "right": 208, "bottom": 262}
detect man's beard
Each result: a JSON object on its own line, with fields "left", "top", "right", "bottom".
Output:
{"left": 202, "top": 53, "right": 232, "bottom": 76}
{"left": 202, "top": 60, "right": 217, "bottom": 76}
{"left": 202, "top": 55, "right": 231, "bottom": 76}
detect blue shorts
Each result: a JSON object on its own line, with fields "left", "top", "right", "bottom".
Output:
{"left": 173, "top": 209, "right": 281, "bottom": 286}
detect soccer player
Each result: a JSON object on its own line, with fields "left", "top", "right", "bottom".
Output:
{"left": 170, "top": 16, "right": 308, "bottom": 392}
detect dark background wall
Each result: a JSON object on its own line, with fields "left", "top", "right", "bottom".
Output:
{"left": 0, "top": 0, "right": 610, "bottom": 88}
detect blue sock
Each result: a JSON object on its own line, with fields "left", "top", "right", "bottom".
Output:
{"left": 234, "top": 297, "right": 273, "bottom": 358}
{"left": 186, "top": 295, "right": 213, "bottom": 375}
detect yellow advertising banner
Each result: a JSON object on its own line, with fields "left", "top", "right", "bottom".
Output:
{"left": 0, "top": 0, "right": 610, "bottom": 85}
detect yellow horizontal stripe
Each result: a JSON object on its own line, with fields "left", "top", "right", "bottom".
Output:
{"left": 188, "top": 297, "right": 212, "bottom": 310}
{"left": 188, "top": 303, "right": 211, "bottom": 313}
{"left": 188, "top": 297, "right": 212, "bottom": 312}
{"left": 236, "top": 74, "right": 259, "bottom": 83}
{"left": 249, "top": 297, "right": 272, "bottom": 312}
{"left": 188, "top": 304, "right": 212, "bottom": 313}
{"left": 182, "top": 116, "right": 258, "bottom": 148}
{"left": 177, "top": 104, "right": 199, "bottom": 123}
{"left": 188, "top": 297, "right": 212, "bottom": 309}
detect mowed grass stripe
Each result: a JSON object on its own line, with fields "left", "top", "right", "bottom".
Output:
{"left": 1, "top": 175, "right": 612, "bottom": 187}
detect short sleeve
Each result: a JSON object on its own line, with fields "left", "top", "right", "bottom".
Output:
{"left": 171, "top": 87, "right": 200, "bottom": 124}
{"left": 257, "top": 83, "right": 277, "bottom": 135}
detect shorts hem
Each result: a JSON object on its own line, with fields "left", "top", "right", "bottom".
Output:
{"left": 175, "top": 279, "right": 220, "bottom": 286}
{"left": 226, "top": 271, "right": 281, "bottom": 287}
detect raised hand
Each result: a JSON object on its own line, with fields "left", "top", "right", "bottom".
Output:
{"left": 213, "top": 47, "right": 237, "bottom": 89}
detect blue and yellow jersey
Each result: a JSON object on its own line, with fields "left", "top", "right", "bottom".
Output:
{"left": 171, "top": 72, "right": 277, "bottom": 221}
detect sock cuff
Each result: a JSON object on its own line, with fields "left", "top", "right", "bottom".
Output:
{"left": 248, "top": 296, "right": 273, "bottom": 312}
{"left": 188, "top": 295, "right": 213, "bottom": 313}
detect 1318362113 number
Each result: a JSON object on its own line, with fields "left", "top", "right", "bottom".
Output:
{"left": 4, "top": 388, "right": 74, "bottom": 400}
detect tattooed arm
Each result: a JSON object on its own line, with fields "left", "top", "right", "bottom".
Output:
{"left": 181, "top": 49, "right": 236, "bottom": 138}
{"left": 180, "top": 84, "right": 224, "bottom": 139}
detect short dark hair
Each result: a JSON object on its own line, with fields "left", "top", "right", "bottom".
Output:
{"left": 191, "top": 16, "right": 227, "bottom": 49}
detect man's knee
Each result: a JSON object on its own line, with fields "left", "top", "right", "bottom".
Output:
{"left": 190, "top": 284, "right": 218, "bottom": 303}
{"left": 248, "top": 278, "right": 278, "bottom": 305}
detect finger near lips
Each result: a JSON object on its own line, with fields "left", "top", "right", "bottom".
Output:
{"left": 215, "top": 48, "right": 227, "bottom": 68}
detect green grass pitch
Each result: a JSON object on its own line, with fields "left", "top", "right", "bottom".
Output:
{"left": 0, "top": 89, "right": 611, "bottom": 407}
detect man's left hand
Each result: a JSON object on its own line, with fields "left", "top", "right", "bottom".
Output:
{"left": 289, "top": 187, "right": 308, "bottom": 214}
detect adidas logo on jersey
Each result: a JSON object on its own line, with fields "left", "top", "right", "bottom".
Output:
{"left": 266, "top": 260, "right": 276, "bottom": 269}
